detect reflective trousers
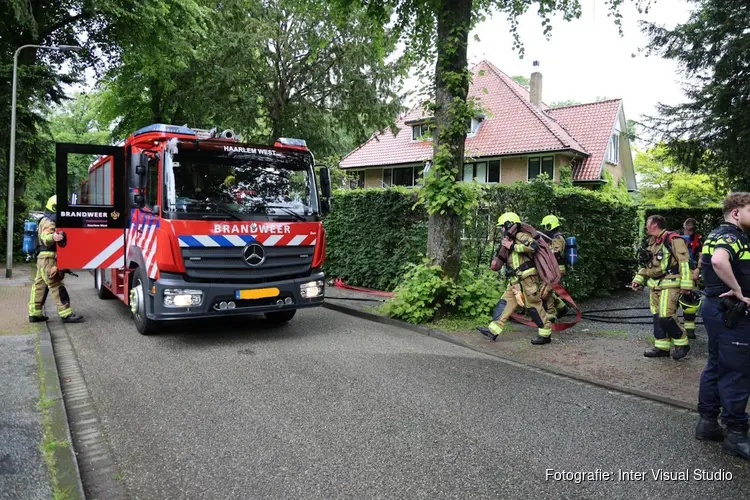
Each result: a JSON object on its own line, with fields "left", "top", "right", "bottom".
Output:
{"left": 28, "top": 254, "right": 72, "bottom": 319}
{"left": 649, "top": 287, "right": 689, "bottom": 351}
{"left": 488, "top": 275, "right": 551, "bottom": 338}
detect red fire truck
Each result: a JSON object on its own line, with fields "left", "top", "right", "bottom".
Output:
{"left": 54, "top": 124, "right": 332, "bottom": 334}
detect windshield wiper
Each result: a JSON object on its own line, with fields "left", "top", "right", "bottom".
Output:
{"left": 199, "top": 200, "right": 244, "bottom": 221}
{"left": 260, "top": 204, "right": 307, "bottom": 222}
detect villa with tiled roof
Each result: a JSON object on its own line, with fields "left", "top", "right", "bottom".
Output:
{"left": 340, "top": 60, "right": 637, "bottom": 191}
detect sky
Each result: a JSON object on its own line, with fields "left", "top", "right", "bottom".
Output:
{"left": 406, "top": 0, "right": 693, "bottom": 130}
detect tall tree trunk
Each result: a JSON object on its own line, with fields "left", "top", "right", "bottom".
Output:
{"left": 428, "top": 0, "right": 472, "bottom": 280}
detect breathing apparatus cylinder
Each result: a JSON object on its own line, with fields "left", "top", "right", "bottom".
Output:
{"left": 22, "top": 220, "right": 37, "bottom": 261}
{"left": 566, "top": 236, "right": 578, "bottom": 267}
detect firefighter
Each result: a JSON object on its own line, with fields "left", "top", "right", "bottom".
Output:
{"left": 695, "top": 192, "right": 750, "bottom": 460}
{"left": 540, "top": 214, "right": 569, "bottom": 321}
{"left": 680, "top": 218, "right": 704, "bottom": 339}
{"left": 476, "top": 212, "right": 552, "bottom": 345}
{"left": 28, "top": 195, "right": 84, "bottom": 324}
{"left": 631, "top": 215, "right": 692, "bottom": 359}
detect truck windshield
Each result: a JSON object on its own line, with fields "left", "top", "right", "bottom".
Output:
{"left": 166, "top": 147, "right": 317, "bottom": 220}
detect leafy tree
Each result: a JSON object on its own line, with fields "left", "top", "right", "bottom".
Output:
{"left": 640, "top": 0, "right": 750, "bottom": 189}
{"left": 511, "top": 75, "right": 530, "bottom": 89}
{"left": 335, "top": 0, "right": 641, "bottom": 283}
{"left": 634, "top": 145, "right": 726, "bottom": 207}
{"left": 98, "top": 0, "right": 407, "bottom": 159}
{"left": 549, "top": 99, "right": 581, "bottom": 108}
{"left": 1, "top": 0, "right": 207, "bottom": 243}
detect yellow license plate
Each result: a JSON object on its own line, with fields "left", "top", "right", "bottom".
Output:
{"left": 235, "top": 288, "right": 280, "bottom": 300}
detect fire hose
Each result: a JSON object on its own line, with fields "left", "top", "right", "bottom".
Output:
{"left": 324, "top": 279, "right": 704, "bottom": 327}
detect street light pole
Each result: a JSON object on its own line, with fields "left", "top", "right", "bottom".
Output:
{"left": 5, "top": 44, "right": 81, "bottom": 278}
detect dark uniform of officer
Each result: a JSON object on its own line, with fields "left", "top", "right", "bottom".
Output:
{"left": 695, "top": 192, "right": 750, "bottom": 460}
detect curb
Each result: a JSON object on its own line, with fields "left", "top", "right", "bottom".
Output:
{"left": 38, "top": 327, "right": 86, "bottom": 500}
{"left": 46, "top": 320, "right": 128, "bottom": 500}
{"left": 322, "top": 301, "right": 696, "bottom": 412}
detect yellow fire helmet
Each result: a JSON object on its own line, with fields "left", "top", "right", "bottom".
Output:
{"left": 541, "top": 214, "right": 560, "bottom": 231}
{"left": 497, "top": 212, "right": 520, "bottom": 227}
{"left": 45, "top": 195, "right": 57, "bottom": 212}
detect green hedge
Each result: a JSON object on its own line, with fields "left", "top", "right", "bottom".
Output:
{"left": 323, "top": 188, "right": 428, "bottom": 291}
{"left": 324, "top": 180, "right": 641, "bottom": 301}
{"left": 643, "top": 207, "right": 723, "bottom": 236}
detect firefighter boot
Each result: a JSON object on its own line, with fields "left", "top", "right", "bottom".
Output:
{"left": 723, "top": 428, "right": 750, "bottom": 461}
{"left": 643, "top": 347, "right": 671, "bottom": 358}
{"left": 476, "top": 327, "right": 498, "bottom": 341}
{"left": 686, "top": 328, "right": 696, "bottom": 340}
{"left": 62, "top": 314, "right": 84, "bottom": 324}
{"left": 29, "top": 315, "right": 49, "bottom": 323}
{"left": 672, "top": 344, "right": 691, "bottom": 360}
{"left": 695, "top": 416, "right": 725, "bottom": 442}
{"left": 531, "top": 335, "right": 551, "bottom": 345}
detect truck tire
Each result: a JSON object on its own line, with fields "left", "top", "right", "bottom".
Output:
{"left": 94, "top": 269, "right": 115, "bottom": 300}
{"left": 130, "top": 267, "right": 160, "bottom": 335}
{"left": 264, "top": 309, "right": 296, "bottom": 324}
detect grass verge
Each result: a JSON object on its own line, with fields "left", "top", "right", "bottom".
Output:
{"left": 35, "top": 334, "right": 74, "bottom": 500}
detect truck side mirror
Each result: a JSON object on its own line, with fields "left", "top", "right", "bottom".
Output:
{"left": 319, "top": 167, "right": 332, "bottom": 199}
{"left": 137, "top": 152, "right": 156, "bottom": 189}
{"left": 133, "top": 193, "right": 145, "bottom": 208}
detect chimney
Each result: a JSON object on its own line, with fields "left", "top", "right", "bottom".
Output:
{"left": 530, "top": 60, "right": 542, "bottom": 109}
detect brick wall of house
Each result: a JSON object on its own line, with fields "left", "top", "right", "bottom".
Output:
{"left": 500, "top": 157, "right": 527, "bottom": 184}
{"left": 365, "top": 169, "right": 383, "bottom": 188}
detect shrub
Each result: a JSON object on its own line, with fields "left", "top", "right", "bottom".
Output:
{"left": 643, "top": 207, "right": 723, "bottom": 236}
{"left": 325, "top": 178, "right": 641, "bottom": 309}
{"left": 383, "top": 260, "right": 504, "bottom": 323}
{"left": 323, "top": 187, "right": 427, "bottom": 291}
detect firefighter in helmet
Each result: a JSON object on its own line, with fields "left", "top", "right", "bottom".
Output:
{"left": 631, "top": 215, "right": 692, "bottom": 359}
{"left": 28, "top": 195, "right": 84, "bottom": 324}
{"left": 477, "top": 212, "right": 552, "bottom": 345}
{"left": 540, "top": 214, "right": 569, "bottom": 321}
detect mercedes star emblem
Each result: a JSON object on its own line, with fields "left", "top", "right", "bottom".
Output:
{"left": 242, "top": 243, "right": 266, "bottom": 267}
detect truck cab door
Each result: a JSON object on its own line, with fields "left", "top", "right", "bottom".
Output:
{"left": 55, "top": 143, "right": 127, "bottom": 269}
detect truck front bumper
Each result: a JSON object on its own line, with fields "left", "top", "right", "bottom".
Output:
{"left": 148, "top": 272, "right": 325, "bottom": 321}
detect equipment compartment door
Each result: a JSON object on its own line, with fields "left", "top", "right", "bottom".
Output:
{"left": 55, "top": 143, "right": 127, "bottom": 269}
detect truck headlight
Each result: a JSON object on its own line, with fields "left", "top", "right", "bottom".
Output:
{"left": 164, "top": 289, "right": 203, "bottom": 308}
{"left": 300, "top": 280, "right": 324, "bottom": 299}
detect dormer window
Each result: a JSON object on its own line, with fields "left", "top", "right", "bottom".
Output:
{"left": 467, "top": 117, "right": 484, "bottom": 137}
{"left": 412, "top": 122, "right": 433, "bottom": 140}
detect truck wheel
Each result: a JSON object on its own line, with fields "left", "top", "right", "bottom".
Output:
{"left": 130, "top": 267, "right": 160, "bottom": 335}
{"left": 264, "top": 309, "right": 296, "bottom": 324}
{"left": 94, "top": 269, "right": 115, "bottom": 300}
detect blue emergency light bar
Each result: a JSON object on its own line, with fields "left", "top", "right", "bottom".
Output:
{"left": 132, "top": 123, "right": 197, "bottom": 137}
{"left": 276, "top": 137, "right": 307, "bottom": 148}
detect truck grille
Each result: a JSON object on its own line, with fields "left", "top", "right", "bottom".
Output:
{"left": 181, "top": 245, "right": 314, "bottom": 283}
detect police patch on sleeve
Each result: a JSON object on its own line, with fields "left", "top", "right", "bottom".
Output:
{"left": 721, "top": 233, "right": 738, "bottom": 244}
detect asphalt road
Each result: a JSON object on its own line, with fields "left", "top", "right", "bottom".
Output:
{"left": 58, "top": 276, "right": 750, "bottom": 499}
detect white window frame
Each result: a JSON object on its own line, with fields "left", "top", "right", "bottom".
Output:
{"left": 526, "top": 155, "right": 555, "bottom": 181}
{"left": 486, "top": 159, "right": 501, "bottom": 184}
{"left": 348, "top": 170, "right": 365, "bottom": 189}
{"left": 382, "top": 165, "right": 420, "bottom": 188}
{"left": 606, "top": 133, "right": 620, "bottom": 165}
{"left": 467, "top": 117, "right": 484, "bottom": 138}
{"left": 411, "top": 122, "right": 433, "bottom": 141}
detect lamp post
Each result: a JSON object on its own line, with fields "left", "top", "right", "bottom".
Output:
{"left": 5, "top": 44, "right": 82, "bottom": 278}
